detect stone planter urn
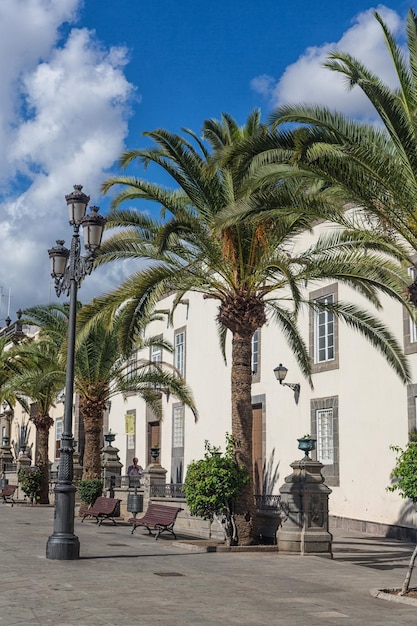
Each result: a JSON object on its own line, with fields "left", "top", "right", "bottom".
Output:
{"left": 297, "top": 436, "right": 316, "bottom": 459}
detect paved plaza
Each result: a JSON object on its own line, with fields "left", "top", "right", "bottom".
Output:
{"left": 0, "top": 504, "right": 417, "bottom": 625}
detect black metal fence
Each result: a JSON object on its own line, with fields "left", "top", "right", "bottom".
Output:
{"left": 150, "top": 483, "right": 186, "bottom": 498}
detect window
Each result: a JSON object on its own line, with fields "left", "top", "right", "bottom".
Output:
{"left": 125, "top": 409, "right": 136, "bottom": 469}
{"left": 314, "top": 295, "right": 334, "bottom": 363}
{"left": 251, "top": 329, "right": 260, "bottom": 382}
{"left": 309, "top": 284, "right": 339, "bottom": 373}
{"left": 407, "top": 384, "right": 417, "bottom": 436}
{"left": 126, "top": 352, "right": 137, "bottom": 379}
{"left": 404, "top": 266, "right": 417, "bottom": 354}
{"left": 55, "top": 419, "right": 63, "bottom": 459}
{"left": 310, "top": 395, "right": 339, "bottom": 486}
{"left": 316, "top": 408, "right": 334, "bottom": 464}
{"left": 174, "top": 328, "right": 186, "bottom": 377}
{"left": 150, "top": 340, "right": 163, "bottom": 390}
{"left": 173, "top": 405, "right": 185, "bottom": 448}
{"left": 151, "top": 343, "right": 162, "bottom": 365}
{"left": 171, "top": 404, "right": 184, "bottom": 483}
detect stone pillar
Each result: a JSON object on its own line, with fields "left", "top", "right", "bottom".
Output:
{"left": 142, "top": 462, "right": 167, "bottom": 511}
{"left": 277, "top": 458, "right": 332, "bottom": 557}
{"left": 101, "top": 443, "right": 122, "bottom": 492}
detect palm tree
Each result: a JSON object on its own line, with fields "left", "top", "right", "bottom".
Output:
{"left": 74, "top": 310, "right": 197, "bottom": 480}
{"left": 7, "top": 336, "right": 65, "bottom": 504}
{"left": 82, "top": 111, "right": 410, "bottom": 544}
{"left": 23, "top": 303, "right": 197, "bottom": 481}
{"left": 266, "top": 7, "right": 417, "bottom": 299}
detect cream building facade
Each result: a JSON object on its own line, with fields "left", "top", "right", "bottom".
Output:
{"left": 3, "top": 220, "right": 417, "bottom": 537}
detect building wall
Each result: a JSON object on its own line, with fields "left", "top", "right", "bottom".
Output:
{"left": 102, "top": 219, "right": 417, "bottom": 533}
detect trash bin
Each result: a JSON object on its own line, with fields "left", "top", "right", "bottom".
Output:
{"left": 127, "top": 493, "right": 143, "bottom": 517}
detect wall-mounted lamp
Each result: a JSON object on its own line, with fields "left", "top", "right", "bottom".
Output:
{"left": 273, "top": 364, "right": 300, "bottom": 404}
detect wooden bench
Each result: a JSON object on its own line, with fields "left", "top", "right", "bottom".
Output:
{"left": 79, "top": 496, "right": 121, "bottom": 526}
{"left": 0, "top": 484, "right": 17, "bottom": 505}
{"left": 128, "top": 503, "right": 183, "bottom": 540}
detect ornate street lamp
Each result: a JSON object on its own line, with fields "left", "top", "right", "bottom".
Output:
{"left": 273, "top": 363, "right": 301, "bottom": 405}
{"left": 46, "top": 185, "right": 106, "bottom": 561}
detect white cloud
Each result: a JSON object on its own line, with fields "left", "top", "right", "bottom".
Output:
{"left": 251, "top": 5, "right": 402, "bottom": 121}
{"left": 0, "top": 0, "right": 136, "bottom": 320}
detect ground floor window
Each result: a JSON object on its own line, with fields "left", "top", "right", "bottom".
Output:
{"left": 310, "top": 396, "right": 339, "bottom": 486}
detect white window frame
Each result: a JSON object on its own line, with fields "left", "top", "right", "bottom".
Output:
{"left": 316, "top": 408, "right": 334, "bottom": 465}
{"left": 151, "top": 344, "right": 162, "bottom": 364}
{"left": 174, "top": 330, "right": 185, "bottom": 377}
{"left": 172, "top": 405, "right": 185, "bottom": 449}
{"left": 251, "top": 329, "right": 259, "bottom": 375}
{"left": 314, "top": 294, "right": 335, "bottom": 363}
{"left": 408, "top": 267, "right": 417, "bottom": 343}
{"left": 126, "top": 352, "right": 137, "bottom": 379}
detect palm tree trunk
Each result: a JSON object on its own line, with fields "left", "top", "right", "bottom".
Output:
{"left": 82, "top": 415, "right": 103, "bottom": 480}
{"left": 230, "top": 330, "right": 256, "bottom": 545}
{"left": 35, "top": 416, "right": 53, "bottom": 505}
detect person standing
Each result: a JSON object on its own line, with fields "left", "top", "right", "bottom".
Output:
{"left": 127, "top": 457, "right": 143, "bottom": 476}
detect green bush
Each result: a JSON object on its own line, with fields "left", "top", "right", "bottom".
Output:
{"left": 77, "top": 479, "right": 103, "bottom": 506}
{"left": 18, "top": 467, "right": 42, "bottom": 504}
{"left": 185, "top": 435, "right": 249, "bottom": 544}
{"left": 387, "top": 435, "right": 417, "bottom": 503}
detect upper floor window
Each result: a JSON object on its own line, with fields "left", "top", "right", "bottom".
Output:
{"left": 151, "top": 344, "right": 162, "bottom": 364}
{"left": 251, "top": 329, "right": 259, "bottom": 375}
{"left": 314, "top": 294, "right": 335, "bottom": 363}
{"left": 174, "top": 328, "right": 186, "bottom": 378}
{"left": 404, "top": 266, "right": 417, "bottom": 354}
{"left": 126, "top": 352, "right": 137, "bottom": 379}
{"left": 309, "top": 284, "right": 339, "bottom": 374}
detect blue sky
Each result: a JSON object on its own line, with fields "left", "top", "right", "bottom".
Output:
{"left": 0, "top": 0, "right": 410, "bottom": 316}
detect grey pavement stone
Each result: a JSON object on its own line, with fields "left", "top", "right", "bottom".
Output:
{"left": 0, "top": 505, "right": 416, "bottom": 624}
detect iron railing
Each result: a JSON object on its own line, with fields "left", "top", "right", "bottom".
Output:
{"left": 150, "top": 483, "right": 186, "bottom": 498}
{"left": 255, "top": 494, "right": 282, "bottom": 510}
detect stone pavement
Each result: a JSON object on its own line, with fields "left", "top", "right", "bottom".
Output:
{"left": 0, "top": 504, "right": 417, "bottom": 626}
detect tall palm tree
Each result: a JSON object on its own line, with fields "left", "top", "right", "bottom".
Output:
{"left": 23, "top": 303, "right": 197, "bottom": 480}
{"left": 7, "top": 336, "right": 65, "bottom": 504}
{"left": 266, "top": 7, "right": 417, "bottom": 297}
{"left": 82, "top": 111, "right": 410, "bottom": 544}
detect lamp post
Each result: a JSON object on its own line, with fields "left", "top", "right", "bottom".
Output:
{"left": 46, "top": 185, "right": 106, "bottom": 560}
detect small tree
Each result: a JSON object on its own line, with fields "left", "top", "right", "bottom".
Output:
{"left": 388, "top": 436, "right": 417, "bottom": 595}
{"left": 77, "top": 479, "right": 104, "bottom": 507}
{"left": 185, "top": 435, "right": 249, "bottom": 545}
{"left": 18, "top": 467, "right": 42, "bottom": 505}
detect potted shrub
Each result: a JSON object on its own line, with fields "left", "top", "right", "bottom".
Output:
{"left": 18, "top": 466, "right": 42, "bottom": 505}
{"left": 77, "top": 479, "right": 104, "bottom": 508}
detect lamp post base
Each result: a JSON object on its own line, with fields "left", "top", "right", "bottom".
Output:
{"left": 46, "top": 482, "right": 80, "bottom": 560}
{"left": 46, "top": 533, "right": 80, "bottom": 560}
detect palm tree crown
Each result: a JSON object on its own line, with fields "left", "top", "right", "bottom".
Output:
{"left": 268, "top": 8, "right": 417, "bottom": 273}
